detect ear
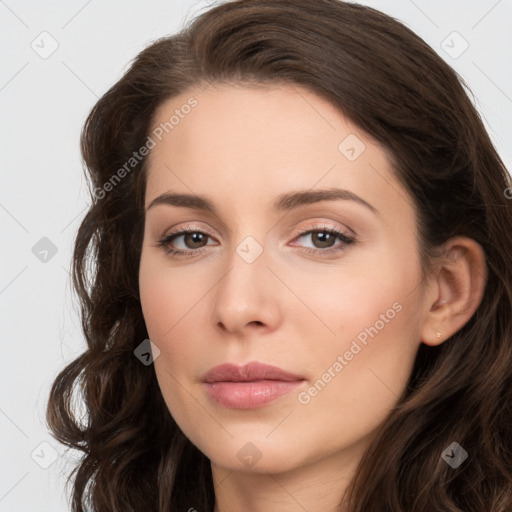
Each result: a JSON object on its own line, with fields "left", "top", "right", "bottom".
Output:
{"left": 420, "top": 236, "right": 487, "bottom": 346}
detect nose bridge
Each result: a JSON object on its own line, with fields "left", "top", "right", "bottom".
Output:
{"left": 219, "top": 233, "right": 269, "bottom": 304}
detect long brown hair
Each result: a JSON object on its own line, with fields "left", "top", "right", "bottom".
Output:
{"left": 46, "top": 1, "right": 512, "bottom": 510}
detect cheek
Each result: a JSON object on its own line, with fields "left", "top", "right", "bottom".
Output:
{"left": 139, "top": 253, "right": 211, "bottom": 385}
{"left": 139, "top": 258, "right": 204, "bottom": 427}
{"left": 292, "top": 294, "right": 420, "bottom": 461}
{"left": 304, "top": 283, "right": 417, "bottom": 399}
{"left": 139, "top": 251, "right": 198, "bottom": 341}
{"left": 295, "top": 247, "right": 420, "bottom": 350}
{"left": 298, "top": 246, "right": 423, "bottom": 406}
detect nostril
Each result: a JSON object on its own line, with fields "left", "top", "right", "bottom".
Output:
{"left": 216, "top": 320, "right": 265, "bottom": 332}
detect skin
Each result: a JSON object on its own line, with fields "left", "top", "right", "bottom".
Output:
{"left": 138, "top": 82, "right": 487, "bottom": 512}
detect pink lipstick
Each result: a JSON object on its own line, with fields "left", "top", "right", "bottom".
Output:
{"left": 202, "top": 361, "right": 305, "bottom": 409}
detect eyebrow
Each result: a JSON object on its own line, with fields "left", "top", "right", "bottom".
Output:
{"left": 145, "top": 188, "right": 378, "bottom": 215}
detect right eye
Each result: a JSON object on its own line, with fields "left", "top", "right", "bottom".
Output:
{"left": 155, "top": 227, "right": 218, "bottom": 257}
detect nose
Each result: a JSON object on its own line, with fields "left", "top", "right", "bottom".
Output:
{"left": 211, "top": 243, "right": 283, "bottom": 337}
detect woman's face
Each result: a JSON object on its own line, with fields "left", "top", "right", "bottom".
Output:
{"left": 139, "top": 82, "right": 431, "bottom": 475}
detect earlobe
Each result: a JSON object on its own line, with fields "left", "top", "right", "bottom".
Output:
{"left": 421, "top": 237, "right": 487, "bottom": 347}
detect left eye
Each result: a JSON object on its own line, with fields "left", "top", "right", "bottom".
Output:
{"left": 299, "top": 231, "right": 339, "bottom": 249}
{"left": 294, "top": 229, "right": 349, "bottom": 249}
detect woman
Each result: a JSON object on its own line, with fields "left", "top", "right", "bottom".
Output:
{"left": 46, "top": 0, "right": 512, "bottom": 510}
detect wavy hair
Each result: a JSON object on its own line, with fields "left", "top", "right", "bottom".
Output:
{"left": 46, "top": 0, "right": 512, "bottom": 510}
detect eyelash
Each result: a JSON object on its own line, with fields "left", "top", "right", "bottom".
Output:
{"left": 155, "top": 224, "right": 357, "bottom": 258}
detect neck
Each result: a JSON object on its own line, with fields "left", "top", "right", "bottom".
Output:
{"left": 211, "top": 444, "right": 366, "bottom": 512}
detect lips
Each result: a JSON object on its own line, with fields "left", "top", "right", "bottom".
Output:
{"left": 202, "top": 362, "right": 306, "bottom": 409}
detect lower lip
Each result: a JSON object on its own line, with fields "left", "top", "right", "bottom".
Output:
{"left": 204, "top": 380, "right": 304, "bottom": 409}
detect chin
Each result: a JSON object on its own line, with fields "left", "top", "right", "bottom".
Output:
{"left": 189, "top": 428, "right": 307, "bottom": 475}
{"left": 208, "top": 445, "right": 304, "bottom": 475}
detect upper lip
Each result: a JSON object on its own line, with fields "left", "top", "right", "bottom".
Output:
{"left": 202, "top": 362, "right": 305, "bottom": 383}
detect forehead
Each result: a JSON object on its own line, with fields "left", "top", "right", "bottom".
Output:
{"left": 144, "top": 82, "right": 410, "bottom": 223}
{"left": 149, "top": 81, "right": 364, "bottom": 158}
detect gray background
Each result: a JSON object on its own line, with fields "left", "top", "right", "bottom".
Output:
{"left": 1, "top": 0, "right": 511, "bottom": 510}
